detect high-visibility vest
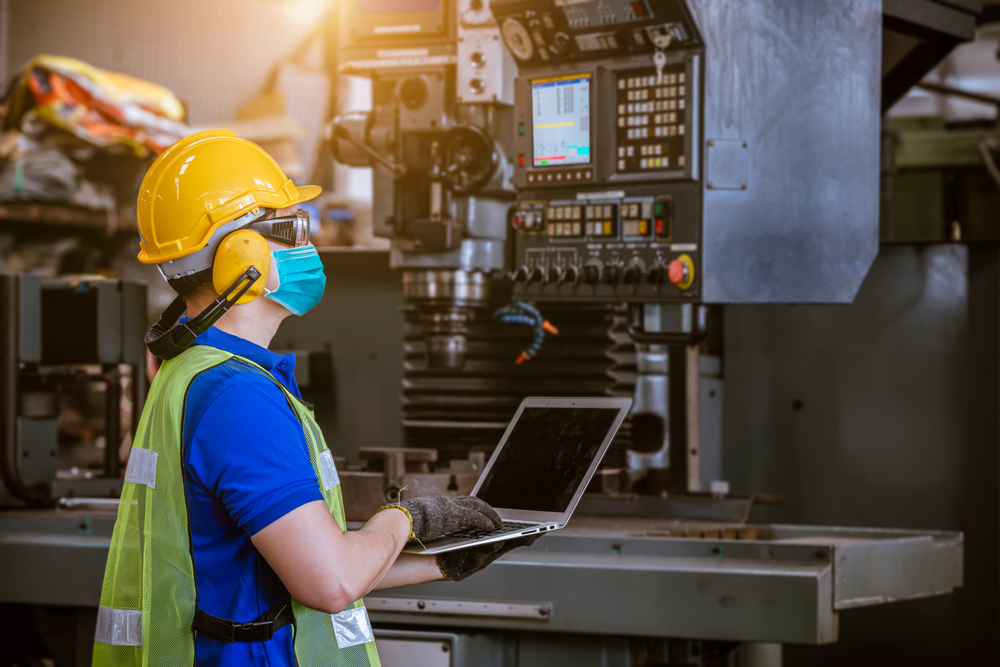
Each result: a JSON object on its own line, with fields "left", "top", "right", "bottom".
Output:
{"left": 93, "top": 345, "right": 381, "bottom": 666}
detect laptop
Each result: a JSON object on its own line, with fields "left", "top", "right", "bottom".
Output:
{"left": 404, "top": 396, "right": 632, "bottom": 555}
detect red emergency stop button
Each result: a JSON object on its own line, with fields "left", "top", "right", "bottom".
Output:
{"left": 668, "top": 260, "right": 687, "bottom": 285}
{"left": 668, "top": 254, "right": 695, "bottom": 290}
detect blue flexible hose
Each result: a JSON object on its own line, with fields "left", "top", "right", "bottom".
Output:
{"left": 494, "top": 292, "right": 548, "bottom": 359}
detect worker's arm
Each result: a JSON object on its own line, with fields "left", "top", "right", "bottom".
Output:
{"left": 372, "top": 553, "right": 446, "bottom": 589}
{"left": 254, "top": 494, "right": 507, "bottom": 609}
{"left": 253, "top": 501, "right": 421, "bottom": 614}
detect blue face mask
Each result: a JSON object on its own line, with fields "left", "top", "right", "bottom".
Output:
{"left": 264, "top": 245, "right": 326, "bottom": 316}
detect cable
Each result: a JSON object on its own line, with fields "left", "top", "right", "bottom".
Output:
{"left": 493, "top": 291, "right": 558, "bottom": 364}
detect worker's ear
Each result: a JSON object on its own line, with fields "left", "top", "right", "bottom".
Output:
{"left": 212, "top": 230, "right": 271, "bottom": 304}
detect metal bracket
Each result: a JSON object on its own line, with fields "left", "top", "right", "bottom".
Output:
{"left": 366, "top": 597, "right": 552, "bottom": 621}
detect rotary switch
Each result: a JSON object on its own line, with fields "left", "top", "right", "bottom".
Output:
{"left": 558, "top": 265, "right": 580, "bottom": 286}
{"left": 622, "top": 266, "right": 641, "bottom": 285}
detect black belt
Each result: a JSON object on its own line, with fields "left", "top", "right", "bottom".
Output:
{"left": 192, "top": 602, "right": 294, "bottom": 643}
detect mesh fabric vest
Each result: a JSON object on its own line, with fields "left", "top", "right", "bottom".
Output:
{"left": 93, "top": 345, "right": 381, "bottom": 667}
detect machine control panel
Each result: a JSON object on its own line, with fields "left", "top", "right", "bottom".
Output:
{"left": 498, "top": 0, "right": 703, "bottom": 302}
{"left": 511, "top": 185, "right": 700, "bottom": 301}
{"left": 616, "top": 65, "right": 687, "bottom": 173}
{"left": 491, "top": 0, "right": 697, "bottom": 67}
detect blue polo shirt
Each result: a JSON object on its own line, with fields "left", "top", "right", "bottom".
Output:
{"left": 180, "top": 323, "right": 323, "bottom": 666}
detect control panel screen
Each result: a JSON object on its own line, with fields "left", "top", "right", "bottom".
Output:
{"left": 531, "top": 74, "right": 591, "bottom": 167}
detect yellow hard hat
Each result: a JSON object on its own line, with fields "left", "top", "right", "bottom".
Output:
{"left": 136, "top": 129, "right": 321, "bottom": 265}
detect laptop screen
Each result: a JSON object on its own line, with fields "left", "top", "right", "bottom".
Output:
{"left": 475, "top": 407, "right": 620, "bottom": 513}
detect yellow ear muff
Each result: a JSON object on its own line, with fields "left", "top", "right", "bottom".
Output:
{"left": 212, "top": 230, "right": 271, "bottom": 304}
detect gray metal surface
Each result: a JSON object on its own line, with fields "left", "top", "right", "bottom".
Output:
{"left": 16, "top": 418, "right": 57, "bottom": 482}
{"left": 369, "top": 525, "right": 960, "bottom": 645}
{"left": 722, "top": 243, "right": 995, "bottom": 664}
{"left": 883, "top": 0, "right": 979, "bottom": 38}
{"left": 0, "top": 509, "right": 962, "bottom": 646}
{"left": 691, "top": 0, "right": 882, "bottom": 303}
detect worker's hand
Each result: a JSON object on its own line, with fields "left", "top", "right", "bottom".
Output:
{"left": 436, "top": 535, "right": 539, "bottom": 582}
{"left": 391, "top": 495, "right": 502, "bottom": 541}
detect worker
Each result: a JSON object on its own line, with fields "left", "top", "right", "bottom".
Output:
{"left": 92, "top": 129, "right": 533, "bottom": 666}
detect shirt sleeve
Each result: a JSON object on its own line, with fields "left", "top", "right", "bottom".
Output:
{"left": 184, "top": 362, "right": 324, "bottom": 536}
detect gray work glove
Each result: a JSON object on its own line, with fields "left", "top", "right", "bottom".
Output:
{"left": 387, "top": 495, "right": 502, "bottom": 541}
{"left": 437, "top": 535, "right": 539, "bottom": 582}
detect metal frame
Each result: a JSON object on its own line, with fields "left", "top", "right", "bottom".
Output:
{"left": 0, "top": 510, "right": 962, "bottom": 646}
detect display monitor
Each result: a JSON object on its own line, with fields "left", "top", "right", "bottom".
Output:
{"left": 475, "top": 406, "right": 619, "bottom": 513}
{"left": 531, "top": 74, "right": 592, "bottom": 167}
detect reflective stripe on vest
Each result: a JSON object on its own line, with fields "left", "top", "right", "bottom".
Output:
{"left": 123, "top": 448, "right": 157, "bottom": 489}
{"left": 93, "top": 345, "right": 381, "bottom": 667}
{"left": 94, "top": 607, "right": 142, "bottom": 646}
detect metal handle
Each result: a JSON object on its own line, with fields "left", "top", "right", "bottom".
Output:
{"left": 330, "top": 121, "right": 407, "bottom": 177}
{"left": 626, "top": 303, "right": 709, "bottom": 345}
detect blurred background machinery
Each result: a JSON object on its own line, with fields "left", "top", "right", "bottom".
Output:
{"left": 330, "top": 0, "right": 517, "bottom": 371}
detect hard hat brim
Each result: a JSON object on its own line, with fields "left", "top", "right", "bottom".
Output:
{"left": 291, "top": 184, "right": 322, "bottom": 206}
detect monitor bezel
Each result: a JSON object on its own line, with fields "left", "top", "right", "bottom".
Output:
{"left": 471, "top": 396, "right": 632, "bottom": 525}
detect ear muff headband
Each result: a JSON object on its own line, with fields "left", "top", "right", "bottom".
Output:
{"left": 145, "top": 265, "right": 263, "bottom": 360}
{"left": 146, "top": 229, "right": 272, "bottom": 359}
{"left": 213, "top": 229, "right": 271, "bottom": 304}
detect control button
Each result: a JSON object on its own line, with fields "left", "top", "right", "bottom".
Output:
{"left": 527, "top": 267, "right": 546, "bottom": 284}
{"left": 512, "top": 266, "right": 530, "bottom": 283}
{"left": 602, "top": 263, "right": 620, "bottom": 285}
{"left": 550, "top": 32, "right": 570, "bottom": 56}
{"left": 583, "top": 265, "right": 600, "bottom": 284}
{"left": 545, "top": 266, "right": 560, "bottom": 284}
{"left": 622, "top": 266, "right": 641, "bottom": 285}
{"left": 518, "top": 154, "right": 525, "bottom": 166}
{"left": 647, "top": 264, "right": 665, "bottom": 285}
{"left": 512, "top": 213, "right": 523, "bottom": 229}
{"left": 518, "top": 122, "right": 525, "bottom": 136}
{"left": 558, "top": 265, "right": 580, "bottom": 286}
{"left": 667, "top": 260, "right": 688, "bottom": 286}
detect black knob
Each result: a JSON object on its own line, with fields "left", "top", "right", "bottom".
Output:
{"left": 602, "top": 263, "right": 620, "bottom": 285}
{"left": 622, "top": 266, "right": 641, "bottom": 285}
{"left": 550, "top": 32, "right": 570, "bottom": 55}
{"left": 512, "top": 266, "right": 530, "bottom": 283}
{"left": 647, "top": 264, "right": 665, "bottom": 285}
{"left": 558, "top": 265, "right": 580, "bottom": 286}
{"left": 545, "top": 266, "right": 560, "bottom": 284}
{"left": 583, "top": 265, "right": 600, "bottom": 284}
{"left": 527, "top": 267, "right": 546, "bottom": 284}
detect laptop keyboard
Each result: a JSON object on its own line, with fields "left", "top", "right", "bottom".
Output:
{"left": 446, "top": 521, "right": 536, "bottom": 540}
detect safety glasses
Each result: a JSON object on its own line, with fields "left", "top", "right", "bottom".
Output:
{"left": 243, "top": 209, "right": 311, "bottom": 247}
